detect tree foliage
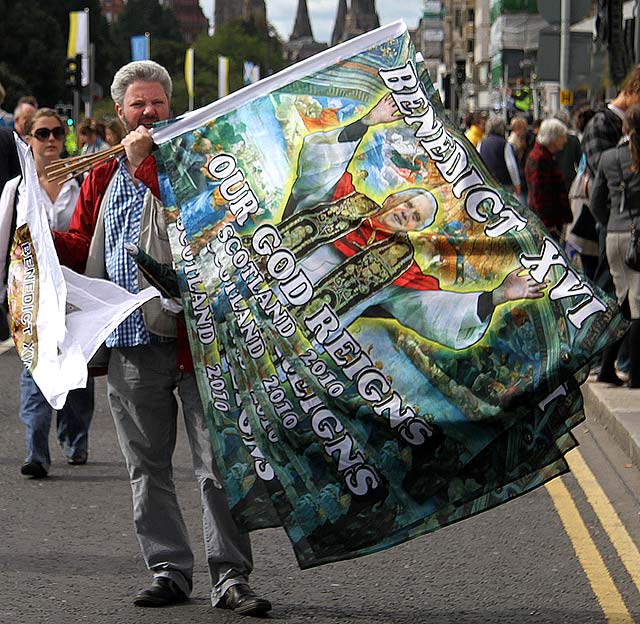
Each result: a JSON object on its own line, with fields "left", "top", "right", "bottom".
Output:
{"left": 0, "top": 0, "right": 115, "bottom": 110}
{"left": 111, "top": 0, "right": 183, "bottom": 69}
{"left": 191, "top": 18, "right": 286, "bottom": 112}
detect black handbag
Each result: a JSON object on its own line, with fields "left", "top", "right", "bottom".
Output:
{"left": 615, "top": 147, "right": 640, "bottom": 271}
{"left": 625, "top": 223, "right": 640, "bottom": 271}
{"left": 571, "top": 204, "right": 598, "bottom": 241}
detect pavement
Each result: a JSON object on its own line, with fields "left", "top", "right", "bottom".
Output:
{"left": 0, "top": 338, "right": 638, "bottom": 623}
{"left": 582, "top": 375, "right": 640, "bottom": 468}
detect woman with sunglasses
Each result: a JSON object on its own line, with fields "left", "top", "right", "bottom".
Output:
{"left": 0, "top": 108, "right": 94, "bottom": 478}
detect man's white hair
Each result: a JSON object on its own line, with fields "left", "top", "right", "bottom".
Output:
{"left": 110, "top": 60, "right": 172, "bottom": 107}
{"left": 537, "top": 119, "right": 567, "bottom": 147}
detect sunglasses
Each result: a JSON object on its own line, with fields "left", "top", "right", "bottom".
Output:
{"left": 31, "top": 127, "right": 65, "bottom": 141}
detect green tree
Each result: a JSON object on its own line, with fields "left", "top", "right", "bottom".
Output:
{"left": 0, "top": 0, "right": 66, "bottom": 108}
{"left": 0, "top": 0, "right": 289, "bottom": 121}
{"left": 0, "top": 0, "right": 117, "bottom": 111}
{"left": 191, "top": 18, "right": 286, "bottom": 111}
{"left": 111, "top": 0, "right": 183, "bottom": 68}
{"left": 36, "top": 0, "right": 118, "bottom": 100}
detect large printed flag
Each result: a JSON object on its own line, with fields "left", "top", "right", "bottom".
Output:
{"left": 7, "top": 137, "right": 161, "bottom": 408}
{"left": 152, "top": 21, "right": 626, "bottom": 569}
{"left": 67, "top": 10, "right": 90, "bottom": 87}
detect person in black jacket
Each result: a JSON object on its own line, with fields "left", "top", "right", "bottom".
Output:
{"left": 590, "top": 104, "right": 640, "bottom": 388}
{"left": 0, "top": 127, "right": 19, "bottom": 195}
{"left": 479, "top": 114, "right": 521, "bottom": 198}
{"left": 0, "top": 127, "right": 20, "bottom": 340}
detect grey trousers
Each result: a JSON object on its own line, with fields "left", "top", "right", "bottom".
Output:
{"left": 107, "top": 342, "right": 253, "bottom": 604}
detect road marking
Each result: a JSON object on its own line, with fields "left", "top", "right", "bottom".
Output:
{"left": 546, "top": 477, "right": 634, "bottom": 623}
{"left": 568, "top": 449, "right": 640, "bottom": 594}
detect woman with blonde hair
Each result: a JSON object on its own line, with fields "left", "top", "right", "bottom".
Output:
{"left": 78, "top": 117, "right": 108, "bottom": 155}
{"left": 104, "top": 118, "right": 125, "bottom": 146}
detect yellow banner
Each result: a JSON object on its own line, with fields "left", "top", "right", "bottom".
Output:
{"left": 185, "top": 48, "right": 194, "bottom": 98}
{"left": 67, "top": 11, "right": 88, "bottom": 57}
{"left": 67, "top": 10, "right": 89, "bottom": 87}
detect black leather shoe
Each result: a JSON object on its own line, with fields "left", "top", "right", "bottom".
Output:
{"left": 133, "top": 576, "right": 187, "bottom": 607}
{"left": 20, "top": 462, "right": 48, "bottom": 479}
{"left": 67, "top": 452, "right": 88, "bottom": 465}
{"left": 218, "top": 584, "right": 272, "bottom": 616}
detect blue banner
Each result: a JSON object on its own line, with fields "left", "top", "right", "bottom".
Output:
{"left": 130, "top": 35, "right": 149, "bottom": 61}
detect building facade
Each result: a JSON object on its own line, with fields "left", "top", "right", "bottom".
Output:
{"left": 331, "top": 0, "right": 380, "bottom": 45}
{"left": 164, "top": 0, "right": 208, "bottom": 43}
{"left": 100, "top": 0, "right": 125, "bottom": 24}
{"left": 214, "top": 0, "right": 267, "bottom": 31}
{"left": 100, "top": 0, "right": 208, "bottom": 43}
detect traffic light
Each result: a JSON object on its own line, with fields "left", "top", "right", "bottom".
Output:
{"left": 442, "top": 73, "right": 451, "bottom": 109}
{"left": 55, "top": 103, "right": 73, "bottom": 119}
{"left": 64, "top": 55, "right": 82, "bottom": 90}
{"left": 455, "top": 60, "right": 466, "bottom": 85}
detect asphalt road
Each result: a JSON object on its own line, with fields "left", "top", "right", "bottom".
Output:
{"left": 1, "top": 345, "right": 639, "bottom": 624}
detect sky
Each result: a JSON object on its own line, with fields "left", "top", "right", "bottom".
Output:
{"left": 198, "top": 1, "right": 423, "bottom": 43}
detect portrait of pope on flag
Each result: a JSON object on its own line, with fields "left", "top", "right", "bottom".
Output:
{"left": 276, "top": 93, "right": 545, "bottom": 350}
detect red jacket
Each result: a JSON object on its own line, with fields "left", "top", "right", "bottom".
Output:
{"left": 54, "top": 155, "right": 159, "bottom": 272}
{"left": 524, "top": 142, "right": 572, "bottom": 231}
{"left": 54, "top": 155, "right": 193, "bottom": 373}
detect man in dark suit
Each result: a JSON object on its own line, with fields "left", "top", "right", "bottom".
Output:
{"left": 0, "top": 127, "right": 20, "bottom": 340}
{"left": 0, "top": 126, "right": 19, "bottom": 195}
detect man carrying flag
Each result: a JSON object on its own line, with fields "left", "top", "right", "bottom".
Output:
{"left": 52, "top": 60, "right": 271, "bottom": 616}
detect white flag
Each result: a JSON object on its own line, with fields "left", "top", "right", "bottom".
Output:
{"left": 8, "top": 138, "right": 160, "bottom": 408}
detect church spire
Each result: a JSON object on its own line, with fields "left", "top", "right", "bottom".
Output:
{"left": 290, "top": 0, "right": 314, "bottom": 40}
{"left": 331, "top": 0, "right": 348, "bottom": 46}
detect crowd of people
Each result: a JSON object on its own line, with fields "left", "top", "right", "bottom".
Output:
{"left": 1, "top": 56, "right": 640, "bottom": 617}
{"left": 463, "top": 65, "right": 640, "bottom": 389}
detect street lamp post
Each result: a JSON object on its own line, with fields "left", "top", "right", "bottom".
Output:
{"left": 559, "top": 0, "right": 570, "bottom": 113}
{"left": 636, "top": 0, "right": 640, "bottom": 64}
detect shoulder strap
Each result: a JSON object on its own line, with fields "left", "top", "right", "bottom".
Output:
{"left": 615, "top": 145, "right": 634, "bottom": 219}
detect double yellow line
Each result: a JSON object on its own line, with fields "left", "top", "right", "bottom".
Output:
{"left": 546, "top": 449, "right": 640, "bottom": 623}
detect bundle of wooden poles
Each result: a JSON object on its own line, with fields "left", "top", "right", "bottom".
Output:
{"left": 45, "top": 144, "right": 125, "bottom": 184}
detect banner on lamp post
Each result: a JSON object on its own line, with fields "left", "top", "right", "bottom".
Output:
{"left": 185, "top": 47, "right": 195, "bottom": 111}
{"left": 67, "top": 10, "right": 90, "bottom": 87}
{"left": 243, "top": 61, "right": 260, "bottom": 85}
{"left": 131, "top": 34, "right": 150, "bottom": 61}
{"left": 218, "top": 55, "right": 229, "bottom": 99}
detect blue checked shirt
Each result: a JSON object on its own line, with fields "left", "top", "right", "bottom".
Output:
{"left": 104, "top": 157, "right": 153, "bottom": 347}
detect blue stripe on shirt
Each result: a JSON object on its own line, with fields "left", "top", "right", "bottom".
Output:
{"left": 104, "top": 158, "right": 152, "bottom": 347}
